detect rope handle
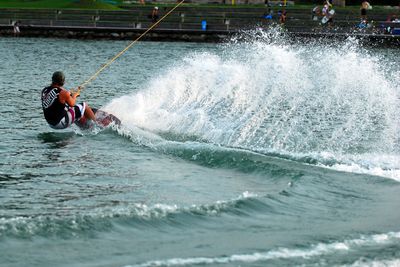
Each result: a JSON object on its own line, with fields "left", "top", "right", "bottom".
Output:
{"left": 70, "top": 86, "right": 81, "bottom": 96}
{"left": 76, "top": 0, "right": 185, "bottom": 92}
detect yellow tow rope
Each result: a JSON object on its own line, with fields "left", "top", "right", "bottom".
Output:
{"left": 75, "top": 0, "right": 185, "bottom": 94}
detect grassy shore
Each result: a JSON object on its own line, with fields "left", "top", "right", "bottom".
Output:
{"left": 0, "top": 0, "right": 398, "bottom": 11}
{"left": 0, "top": 0, "right": 122, "bottom": 9}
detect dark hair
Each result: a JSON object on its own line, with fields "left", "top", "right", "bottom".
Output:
{"left": 52, "top": 71, "right": 65, "bottom": 85}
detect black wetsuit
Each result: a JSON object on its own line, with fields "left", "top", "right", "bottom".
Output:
{"left": 41, "top": 86, "right": 67, "bottom": 126}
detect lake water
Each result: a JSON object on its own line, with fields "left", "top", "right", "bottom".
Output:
{"left": 1, "top": 30, "right": 400, "bottom": 267}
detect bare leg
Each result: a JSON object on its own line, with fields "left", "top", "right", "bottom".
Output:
{"left": 85, "top": 104, "right": 96, "bottom": 121}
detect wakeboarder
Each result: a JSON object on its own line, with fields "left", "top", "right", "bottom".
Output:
{"left": 41, "top": 71, "right": 96, "bottom": 129}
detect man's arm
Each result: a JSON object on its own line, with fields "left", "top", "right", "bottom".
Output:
{"left": 59, "top": 88, "right": 79, "bottom": 106}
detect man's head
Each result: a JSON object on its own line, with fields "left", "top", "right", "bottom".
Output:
{"left": 52, "top": 71, "right": 65, "bottom": 86}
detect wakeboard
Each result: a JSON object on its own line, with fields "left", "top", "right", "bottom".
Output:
{"left": 75, "top": 108, "right": 121, "bottom": 130}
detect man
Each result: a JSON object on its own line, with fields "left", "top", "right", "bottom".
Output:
{"left": 41, "top": 71, "right": 96, "bottom": 129}
{"left": 13, "top": 20, "right": 20, "bottom": 37}
{"left": 360, "top": 0, "right": 371, "bottom": 21}
{"left": 150, "top": 6, "right": 159, "bottom": 22}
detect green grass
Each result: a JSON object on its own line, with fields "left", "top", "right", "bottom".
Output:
{"left": 0, "top": 0, "right": 122, "bottom": 9}
{"left": 0, "top": 0, "right": 398, "bottom": 11}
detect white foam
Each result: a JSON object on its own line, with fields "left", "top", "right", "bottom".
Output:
{"left": 126, "top": 232, "right": 400, "bottom": 267}
{"left": 346, "top": 259, "right": 400, "bottom": 267}
{"left": 254, "top": 148, "right": 400, "bottom": 182}
{"left": 189, "top": 191, "right": 258, "bottom": 215}
{"left": 319, "top": 153, "right": 400, "bottom": 182}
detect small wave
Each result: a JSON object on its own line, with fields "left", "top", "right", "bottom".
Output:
{"left": 126, "top": 232, "right": 400, "bottom": 267}
{"left": 0, "top": 192, "right": 258, "bottom": 238}
{"left": 0, "top": 215, "right": 114, "bottom": 239}
{"left": 111, "top": 124, "right": 400, "bottom": 183}
{"left": 345, "top": 259, "right": 400, "bottom": 267}
{"left": 258, "top": 149, "right": 400, "bottom": 182}
{"left": 113, "top": 120, "right": 400, "bottom": 183}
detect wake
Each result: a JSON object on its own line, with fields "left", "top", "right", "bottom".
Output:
{"left": 103, "top": 28, "right": 400, "bottom": 181}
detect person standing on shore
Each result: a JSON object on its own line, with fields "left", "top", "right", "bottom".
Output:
{"left": 279, "top": 10, "right": 287, "bottom": 24}
{"left": 13, "top": 20, "right": 20, "bottom": 37}
{"left": 321, "top": 0, "right": 334, "bottom": 25}
{"left": 360, "top": 0, "right": 371, "bottom": 21}
{"left": 41, "top": 71, "right": 96, "bottom": 130}
{"left": 150, "top": 6, "right": 159, "bottom": 22}
{"left": 321, "top": 0, "right": 332, "bottom": 18}
{"left": 312, "top": 6, "right": 321, "bottom": 21}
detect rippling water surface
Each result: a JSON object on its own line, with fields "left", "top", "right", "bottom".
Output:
{"left": 1, "top": 31, "right": 400, "bottom": 267}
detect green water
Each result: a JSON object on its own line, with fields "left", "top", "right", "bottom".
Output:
{"left": 1, "top": 33, "right": 400, "bottom": 267}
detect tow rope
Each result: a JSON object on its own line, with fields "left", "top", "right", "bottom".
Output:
{"left": 75, "top": 0, "right": 185, "bottom": 94}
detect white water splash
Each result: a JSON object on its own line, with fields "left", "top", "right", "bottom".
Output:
{"left": 104, "top": 29, "right": 400, "bottom": 181}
